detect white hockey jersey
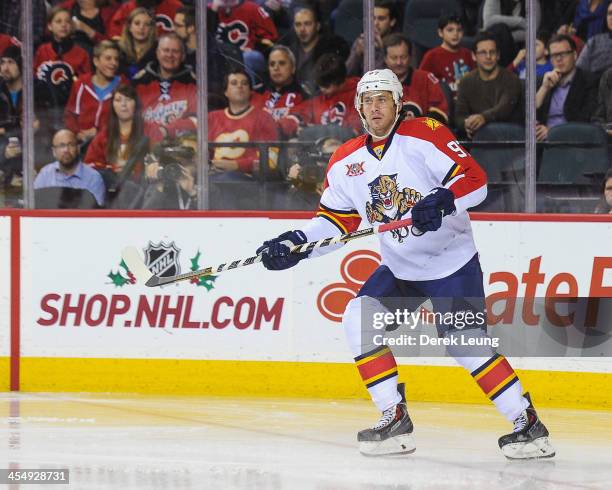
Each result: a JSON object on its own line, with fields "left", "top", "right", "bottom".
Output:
{"left": 302, "top": 117, "right": 488, "bottom": 281}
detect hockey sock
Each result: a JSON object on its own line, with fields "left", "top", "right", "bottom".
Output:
{"left": 470, "top": 353, "right": 529, "bottom": 421}
{"left": 354, "top": 346, "right": 401, "bottom": 411}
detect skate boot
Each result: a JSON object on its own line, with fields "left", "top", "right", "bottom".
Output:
{"left": 358, "top": 383, "right": 415, "bottom": 456}
{"left": 498, "top": 393, "right": 555, "bottom": 460}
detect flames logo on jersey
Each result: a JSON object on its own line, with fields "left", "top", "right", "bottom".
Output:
{"left": 156, "top": 14, "right": 174, "bottom": 33}
{"left": 36, "top": 61, "right": 75, "bottom": 104}
{"left": 365, "top": 174, "right": 422, "bottom": 242}
{"left": 216, "top": 20, "right": 249, "bottom": 49}
{"left": 321, "top": 102, "right": 346, "bottom": 125}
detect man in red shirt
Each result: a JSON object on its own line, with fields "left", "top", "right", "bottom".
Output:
{"left": 383, "top": 33, "right": 448, "bottom": 124}
{"left": 132, "top": 32, "right": 197, "bottom": 144}
{"left": 208, "top": 69, "right": 278, "bottom": 175}
{"left": 253, "top": 45, "right": 308, "bottom": 123}
{"left": 419, "top": 14, "right": 474, "bottom": 97}
{"left": 281, "top": 53, "right": 361, "bottom": 138}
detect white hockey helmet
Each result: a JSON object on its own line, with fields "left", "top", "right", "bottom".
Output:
{"left": 354, "top": 69, "right": 403, "bottom": 138}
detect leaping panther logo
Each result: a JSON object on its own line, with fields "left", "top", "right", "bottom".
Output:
{"left": 365, "top": 174, "right": 422, "bottom": 242}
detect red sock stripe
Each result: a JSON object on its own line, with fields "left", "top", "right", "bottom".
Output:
{"left": 473, "top": 356, "right": 516, "bottom": 397}
{"left": 356, "top": 349, "right": 397, "bottom": 382}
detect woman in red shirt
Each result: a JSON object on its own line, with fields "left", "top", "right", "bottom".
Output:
{"left": 84, "top": 84, "right": 148, "bottom": 181}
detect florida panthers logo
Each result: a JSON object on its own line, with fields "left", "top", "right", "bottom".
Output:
{"left": 217, "top": 20, "right": 249, "bottom": 49}
{"left": 365, "top": 174, "right": 422, "bottom": 242}
{"left": 321, "top": 102, "right": 346, "bottom": 125}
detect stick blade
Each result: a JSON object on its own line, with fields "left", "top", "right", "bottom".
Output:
{"left": 121, "top": 246, "right": 154, "bottom": 284}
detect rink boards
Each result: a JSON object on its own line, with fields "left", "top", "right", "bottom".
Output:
{"left": 1, "top": 211, "right": 612, "bottom": 408}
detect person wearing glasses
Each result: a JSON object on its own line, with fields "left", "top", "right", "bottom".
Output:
{"left": 535, "top": 34, "right": 599, "bottom": 141}
{"left": 454, "top": 31, "right": 522, "bottom": 138}
{"left": 34, "top": 128, "right": 106, "bottom": 206}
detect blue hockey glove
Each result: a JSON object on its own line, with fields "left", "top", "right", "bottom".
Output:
{"left": 411, "top": 187, "right": 456, "bottom": 235}
{"left": 256, "top": 230, "right": 310, "bottom": 270}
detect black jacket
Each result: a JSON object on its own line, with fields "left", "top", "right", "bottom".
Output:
{"left": 288, "top": 33, "right": 350, "bottom": 95}
{"left": 536, "top": 67, "right": 599, "bottom": 125}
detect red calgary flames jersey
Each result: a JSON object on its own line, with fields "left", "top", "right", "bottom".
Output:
{"left": 252, "top": 82, "right": 307, "bottom": 121}
{"left": 401, "top": 69, "right": 449, "bottom": 123}
{"left": 282, "top": 77, "right": 361, "bottom": 136}
{"left": 208, "top": 105, "right": 278, "bottom": 173}
{"left": 108, "top": 0, "right": 183, "bottom": 38}
{"left": 216, "top": 1, "right": 278, "bottom": 51}
{"left": 133, "top": 64, "right": 197, "bottom": 143}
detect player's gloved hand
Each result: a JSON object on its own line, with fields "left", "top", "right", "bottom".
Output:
{"left": 256, "top": 230, "right": 310, "bottom": 270}
{"left": 411, "top": 187, "right": 456, "bottom": 235}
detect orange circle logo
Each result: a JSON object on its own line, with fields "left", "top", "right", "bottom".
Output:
{"left": 316, "top": 250, "right": 381, "bottom": 322}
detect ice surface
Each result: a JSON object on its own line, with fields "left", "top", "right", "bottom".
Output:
{"left": 0, "top": 393, "right": 610, "bottom": 489}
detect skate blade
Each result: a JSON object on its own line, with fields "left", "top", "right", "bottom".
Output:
{"left": 502, "top": 436, "right": 556, "bottom": 460}
{"left": 359, "top": 433, "right": 416, "bottom": 457}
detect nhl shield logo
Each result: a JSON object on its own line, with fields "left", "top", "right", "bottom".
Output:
{"left": 144, "top": 242, "right": 181, "bottom": 277}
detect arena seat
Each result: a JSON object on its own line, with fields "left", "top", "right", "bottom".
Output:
{"left": 298, "top": 125, "right": 356, "bottom": 143}
{"left": 469, "top": 123, "right": 525, "bottom": 212}
{"left": 470, "top": 123, "right": 525, "bottom": 183}
{"left": 403, "top": 0, "right": 461, "bottom": 63}
{"left": 34, "top": 187, "right": 100, "bottom": 209}
{"left": 333, "top": 0, "right": 364, "bottom": 45}
{"left": 538, "top": 123, "right": 608, "bottom": 184}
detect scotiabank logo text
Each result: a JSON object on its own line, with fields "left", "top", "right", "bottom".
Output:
{"left": 37, "top": 294, "right": 284, "bottom": 330}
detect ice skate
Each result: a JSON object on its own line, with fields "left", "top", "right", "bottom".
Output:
{"left": 358, "top": 383, "right": 415, "bottom": 456}
{"left": 498, "top": 393, "right": 555, "bottom": 460}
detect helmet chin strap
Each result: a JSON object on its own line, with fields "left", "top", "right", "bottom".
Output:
{"left": 359, "top": 102, "right": 402, "bottom": 140}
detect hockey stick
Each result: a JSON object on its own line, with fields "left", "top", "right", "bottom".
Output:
{"left": 122, "top": 217, "right": 413, "bottom": 288}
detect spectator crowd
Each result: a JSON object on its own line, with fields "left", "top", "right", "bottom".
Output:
{"left": 0, "top": 0, "right": 611, "bottom": 210}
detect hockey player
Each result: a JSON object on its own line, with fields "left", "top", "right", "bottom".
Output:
{"left": 256, "top": 69, "right": 555, "bottom": 460}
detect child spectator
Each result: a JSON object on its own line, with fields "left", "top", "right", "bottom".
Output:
{"left": 34, "top": 7, "right": 92, "bottom": 130}
{"left": 64, "top": 40, "right": 124, "bottom": 145}
{"left": 108, "top": 0, "right": 184, "bottom": 39}
{"left": 419, "top": 14, "right": 475, "bottom": 96}
{"left": 84, "top": 84, "right": 147, "bottom": 179}
{"left": 508, "top": 31, "right": 553, "bottom": 79}
{"left": 59, "top": 0, "right": 116, "bottom": 55}
{"left": 117, "top": 7, "right": 157, "bottom": 80}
